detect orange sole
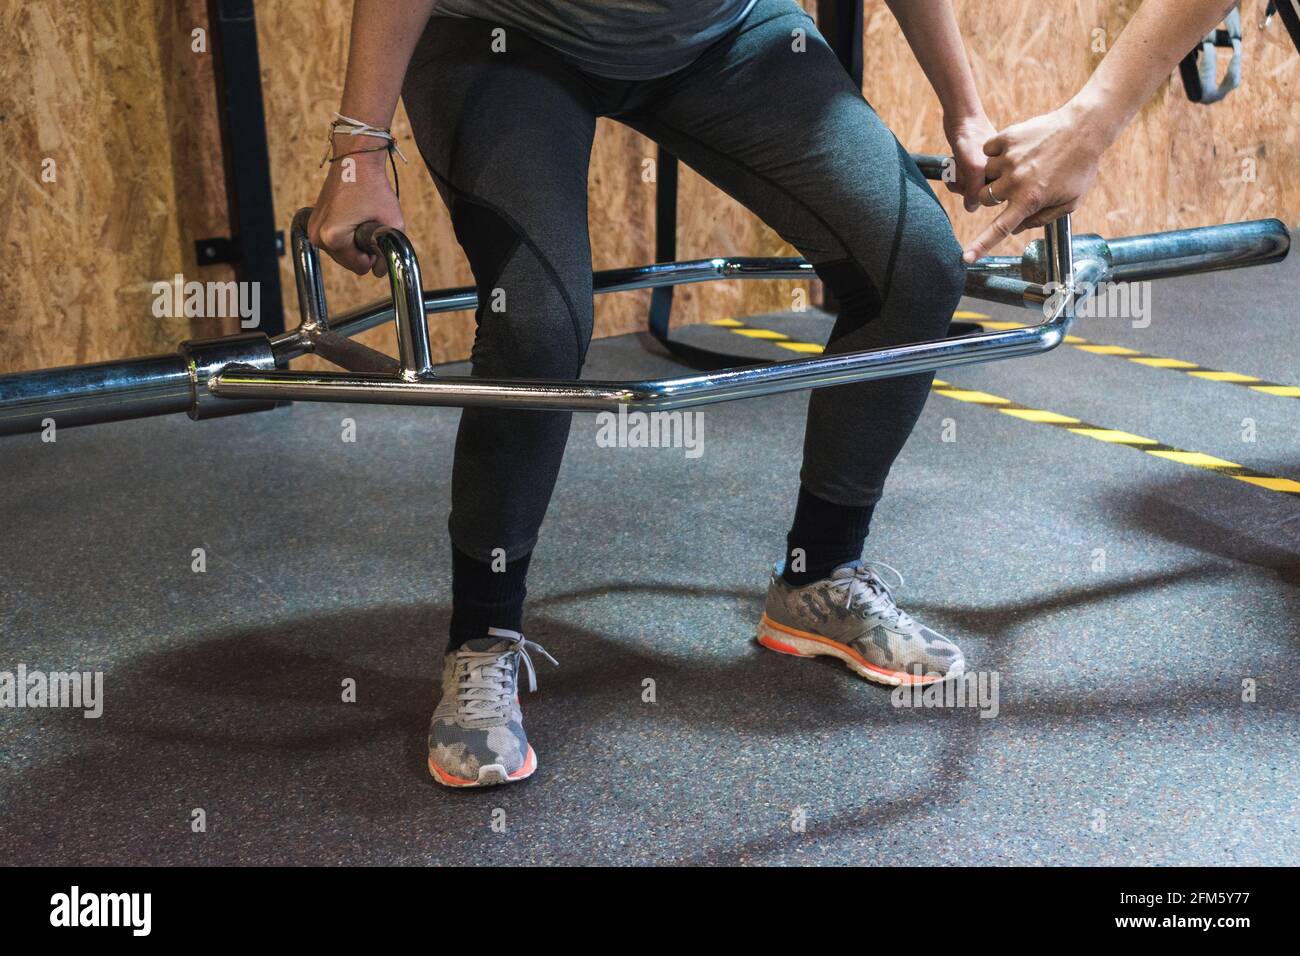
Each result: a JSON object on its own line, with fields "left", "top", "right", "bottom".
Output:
{"left": 428, "top": 744, "right": 537, "bottom": 788}
{"left": 756, "top": 613, "right": 951, "bottom": 687}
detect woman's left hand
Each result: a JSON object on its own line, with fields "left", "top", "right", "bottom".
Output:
{"left": 943, "top": 111, "right": 999, "bottom": 213}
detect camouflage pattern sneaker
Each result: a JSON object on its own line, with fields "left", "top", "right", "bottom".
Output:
{"left": 757, "top": 560, "right": 965, "bottom": 686}
{"left": 427, "top": 627, "right": 558, "bottom": 788}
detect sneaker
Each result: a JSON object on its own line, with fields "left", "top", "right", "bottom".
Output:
{"left": 427, "top": 627, "right": 557, "bottom": 788}
{"left": 756, "top": 560, "right": 965, "bottom": 686}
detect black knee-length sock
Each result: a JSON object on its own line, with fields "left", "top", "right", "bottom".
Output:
{"left": 781, "top": 486, "right": 874, "bottom": 587}
{"left": 447, "top": 544, "right": 533, "bottom": 650}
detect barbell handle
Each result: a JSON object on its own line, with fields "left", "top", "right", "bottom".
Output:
{"left": 351, "top": 218, "right": 433, "bottom": 377}
{"left": 354, "top": 220, "right": 384, "bottom": 255}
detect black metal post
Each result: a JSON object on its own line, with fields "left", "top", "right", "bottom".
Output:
{"left": 646, "top": 145, "right": 680, "bottom": 356}
{"left": 818, "top": 0, "right": 864, "bottom": 88}
{"left": 202, "top": 0, "right": 285, "bottom": 335}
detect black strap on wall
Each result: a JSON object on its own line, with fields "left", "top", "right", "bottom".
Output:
{"left": 646, "top": 0, "right": 862, "bottom": 370}
{"left": 1179, "top": 6, "right": 1243, "bottom": 104}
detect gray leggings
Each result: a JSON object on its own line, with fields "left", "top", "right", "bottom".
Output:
{"left": 401, "top": 0, "right": 966, "bottom": 562}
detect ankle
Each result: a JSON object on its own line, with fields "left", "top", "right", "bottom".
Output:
{"left": 781, "top": 486, "right": 873, "bottom": 586}
{"left": 447, "top": 544, "right": 532, "bottom": 650}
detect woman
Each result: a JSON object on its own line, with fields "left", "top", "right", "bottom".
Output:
{"left": 311, "top": 0, "right": 993, "bottom": 788}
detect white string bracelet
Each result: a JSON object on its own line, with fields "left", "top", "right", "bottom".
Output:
{"left": 329, "top": 112, "right": 409, "bottom": 164}
{"left": 321, "top": 112, "right": 409, "bottom": 197}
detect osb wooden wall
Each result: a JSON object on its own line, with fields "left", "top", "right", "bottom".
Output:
{"left": 866, "top": 0, "right": 1300, "bottom": 244}
{"left": 1, "top": 0, "right": 231, "bottom": 373}
{"left": 3, "top": 0, "right": 1298, "bottom": 374}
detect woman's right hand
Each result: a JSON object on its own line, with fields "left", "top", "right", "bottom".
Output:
{"left": 308, "top": 146, "right": 405, "bottom": 277}
{"left": 962, "top": 101, "right": 1110, "bottom": 263}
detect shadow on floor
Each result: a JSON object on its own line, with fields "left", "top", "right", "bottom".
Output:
{"left": 1110, "top": 463, "right": 1300, "bottom": 588}
{"left": 2, "top": 561, "right": 1290, "bottom": 864}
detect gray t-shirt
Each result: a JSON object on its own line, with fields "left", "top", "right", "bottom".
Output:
{"left": 428, "top": 1, "right": 759, "bottom": 80}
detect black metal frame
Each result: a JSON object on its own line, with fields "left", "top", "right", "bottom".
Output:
{"left": 817, "top": 0, "right": 865, "bottom": 86}
{"left": 200, "top": 0, "right": 286, "bottom": 335}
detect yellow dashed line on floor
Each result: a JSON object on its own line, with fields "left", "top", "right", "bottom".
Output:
{"left": 930, "top": 376, "right": 1300, "bottom": 496}
{"left": 998, "top": 408, "right": 1080, "bottom": 424}
{"left": 1145, "top": 450, "right": 1240, "bottom": 469}
{"left": 1064, "top": 428, "right": 1160, "bottom": 445}
{"left": 1236, "top": 475, "right": 1300, "bottom": 493}
{"left": 933, "top": 387, "right": 1008, "bottom": 405}
{"left": 1188, "top": 370, "right": 1260, "bottom": 383}
{"left": 732, "top": 328, "right": 789, "bottom": 340}
{"left": 1131, "top": 356, "right": 1198, "bottom": 369}
{"left": 707, "top": 317, "right": 1300, "bottom": 499}
{"left": 959, "top": 313, "right": 1299, "bottom": 400}
{"left": 1075, "top": 344, "right": 1141, "bottom": 356}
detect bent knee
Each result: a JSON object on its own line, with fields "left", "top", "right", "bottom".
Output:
{"left": 470, "top": 299, "right": 589, "bottom": 379}
{"left": 452, "top": 193, "right": 593, "bottom": 379}
{"left": 899, "top": 214, "right": 966, "bottom": 308}
{"left": 880, "top": 215, "right": 965, "bottom": 341}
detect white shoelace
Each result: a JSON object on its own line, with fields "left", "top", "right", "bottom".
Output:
{"left": 827, "top": 561, "right": 916, "bottom": 630}
{"left": 454, "top": 628, "right": 558, "bottom": 721}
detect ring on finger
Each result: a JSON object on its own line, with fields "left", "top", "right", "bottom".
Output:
{"left": 985, "top": 182, "right": 1004, "bottom": 205}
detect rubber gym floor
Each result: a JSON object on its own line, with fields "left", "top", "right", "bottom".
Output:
{"left": 1, "top": 252, "right": 1296, "bottom": 866}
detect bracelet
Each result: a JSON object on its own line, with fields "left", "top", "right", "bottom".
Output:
{"left": 320, "top": 112, "right": 409, "bottom": 198}
{"left": 326, "top": 112, "right": 408, "bottom": 161}
{"left": 327, "top": 145, "right": 391, "bottom": 161}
